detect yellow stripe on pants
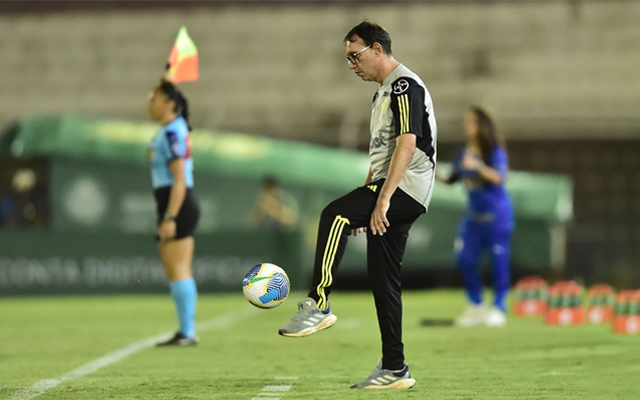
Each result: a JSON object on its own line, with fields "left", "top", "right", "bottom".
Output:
{"left": 317, "top": 215, "right": 349, "bottom": 309}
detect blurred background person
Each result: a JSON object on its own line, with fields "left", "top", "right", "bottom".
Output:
{"left": 437, "top": 107, "right": 513, "bottom": 327}
{"left": 249, "top": 177, "right": 299, "bottom": 230}
{"left": 148, "top": 76, "right": 201, "bottom": 346}
{"left": 0, "top": 167, "right": 48, "bottom": 228}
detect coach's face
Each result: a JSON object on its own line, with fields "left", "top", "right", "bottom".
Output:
{"left": 346, "top": 36, "right": 378, "bottom": 82}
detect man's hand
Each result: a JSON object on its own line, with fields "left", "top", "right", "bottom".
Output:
{"left": 157, "top": 220, "right": 177, "bottom": 241}
{"left": 370, "top": 197, "right": 390, "bottom": 236}
{"left": 352, "top": 227, "right": 367, "bottom": 237}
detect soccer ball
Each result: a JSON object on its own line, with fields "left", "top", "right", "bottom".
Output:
{"left": 242, "top": 263, "right": 290, "bottom": 309}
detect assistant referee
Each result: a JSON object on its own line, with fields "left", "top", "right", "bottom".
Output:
{"left": 279, "top": 21, "right": 437, "bottom": 389}
{"left": 147, "top": 77, "right": 201, "bottom": 346}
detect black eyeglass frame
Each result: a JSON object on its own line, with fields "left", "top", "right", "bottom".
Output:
{"left": 345, "top": 45, "right": 372, "bottom": 65}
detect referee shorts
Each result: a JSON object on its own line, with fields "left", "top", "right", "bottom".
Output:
{"left": 154, "top": 186, "right": 200, "bottom": 241}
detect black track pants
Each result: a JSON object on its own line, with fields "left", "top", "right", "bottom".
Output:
{"left": 307, "top": 179, "right": 424, "bottom": 370}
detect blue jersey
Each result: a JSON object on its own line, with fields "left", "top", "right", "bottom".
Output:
{"left": 452, "top": 145, "right": 513, "bottom": 230}
{"left": 148, "top": 116, "right": 194, "bottom": 189}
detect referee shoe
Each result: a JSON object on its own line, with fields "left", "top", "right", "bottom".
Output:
{"left": 156, "top": 332, "right": 199, "bottom": 347}
{"left": 350, "top": 359, "right": 416, "bottom": 389}
{"left": 278, "top": 297, "right": 337, "bottom": 337}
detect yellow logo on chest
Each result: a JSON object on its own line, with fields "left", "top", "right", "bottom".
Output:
{"left": 372, "top": 97, "right": 391, "bottom": 115}
{"left": 381, "top": 97, "right": 390, "bottom": 113}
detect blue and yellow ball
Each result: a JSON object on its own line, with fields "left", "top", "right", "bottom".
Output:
{"left": 242, "top": 263, "right": 290, "bottom": 309}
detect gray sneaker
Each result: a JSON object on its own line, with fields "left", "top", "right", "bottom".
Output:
{"left": 350, "top": 359, "right": 416, "bottom": 389}
{"left": 278, "top": 297, "right": 337, "bottom": 337}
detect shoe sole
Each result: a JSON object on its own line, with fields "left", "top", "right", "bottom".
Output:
{"left": 279, "top": 314, "right": 338, "bottom": 337}
{"left": 362, "top": 378, "right": 416, "bottom": 389}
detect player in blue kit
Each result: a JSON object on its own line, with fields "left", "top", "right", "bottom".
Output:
{"left": 438, "top": 107, "right": 513, "bottom": 327}
{"left": 147, "top": 77, "right": 201, "bottom": 345}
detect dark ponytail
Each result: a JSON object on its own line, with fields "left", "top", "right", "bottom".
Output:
{"left": 176, "top": 93, "right": 190, "bottom": 131}
{"left": 157, "top": 80, "right": 192, "bottom": 131}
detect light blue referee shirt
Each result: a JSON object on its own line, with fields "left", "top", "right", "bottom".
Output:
{"left": 148, "top": 116, "right": 194, "bottom": 189}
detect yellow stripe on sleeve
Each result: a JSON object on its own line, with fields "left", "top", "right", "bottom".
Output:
{"left": 398, "top": 94, "right": 406, "bottom": 134}
{"left": 401, "top": 94, "right": 410, "bottom": 134}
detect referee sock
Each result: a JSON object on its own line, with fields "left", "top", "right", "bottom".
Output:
{"left": 169, "top": 278, "right": 198, "bottom": 338}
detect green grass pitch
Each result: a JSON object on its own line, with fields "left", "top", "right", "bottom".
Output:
{"left": 1, "top": 290, "right": 638, "bottom": 399}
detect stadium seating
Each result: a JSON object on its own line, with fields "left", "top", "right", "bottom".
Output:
{"left": 0, "top": 2, "right": 638, "bottom": 146}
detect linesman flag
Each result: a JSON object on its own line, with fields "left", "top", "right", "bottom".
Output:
{"left": 166, "top": 26, "right": 199, "bottom": 83}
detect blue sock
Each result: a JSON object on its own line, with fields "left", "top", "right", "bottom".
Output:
{"left": 457, "top": 254, "right": 483, "bottom": 306}
{"left": 169, "top": 278, "right": 197, "bottom": 338}
{"left": 455, "top": 230, "right": 484, "bottom": 307}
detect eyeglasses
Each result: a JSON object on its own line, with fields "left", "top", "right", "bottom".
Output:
{"left": 345, "top": 45, "right": 371, "bottom": 65}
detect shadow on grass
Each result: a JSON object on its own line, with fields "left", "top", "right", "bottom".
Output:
{"left": 419, "top": 318, "right": 455, "bottom": 327}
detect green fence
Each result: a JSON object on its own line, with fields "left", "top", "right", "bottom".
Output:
{"left": 0, "top": 230, "right": 302, "bottom": 295}
{"left": 0, "top": 116, "right": 573, "bottom": 295}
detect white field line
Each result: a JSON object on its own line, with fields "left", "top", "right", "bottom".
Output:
{"left": 7, "top": 308, "right": 256, "bottom": 400}
{"left": 262, "top": 385, "right": 291, "bottom": 392}
{"left": 251, "top": 380, "right": 295, "bottom": 400}
{"left": 541, "top": 371, "right": 573, "bottom": 376}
